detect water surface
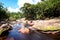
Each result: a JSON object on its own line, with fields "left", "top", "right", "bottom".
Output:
{"left": 0, "top": 23, "right": 54, "bottom": 40}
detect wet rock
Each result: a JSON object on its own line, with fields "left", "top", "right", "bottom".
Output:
{"left": 0, "top": 24, "right": 12, "bottom": 35}
{"left": 18, "top": 28, "right": 30, "bottom": 34}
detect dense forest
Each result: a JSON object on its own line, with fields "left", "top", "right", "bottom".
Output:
{"left": 0, "top": 0, "right": 60, "bottom": 20}
{"left": 21, "top": 0, "right": 60, "bottom": 20}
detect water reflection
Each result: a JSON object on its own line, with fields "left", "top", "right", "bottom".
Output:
{"left": 13, "top": 23, "right": 24, "bottom": 29}
{"left": 0, "top": 23, "right": 54, "bottom": 40}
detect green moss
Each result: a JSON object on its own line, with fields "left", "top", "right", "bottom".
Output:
{"left": 40, "top": 26, "right": 60, "bottom": 31}
{"left": 46, "top": 26, "right": 56, "bottom": 30}
{"left": 0, "top": 28, "right": 3, "bottom": 35}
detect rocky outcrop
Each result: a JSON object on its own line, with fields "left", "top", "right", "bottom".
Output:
{"left": 0, "top": 23, "right": 12, "bottom": 35}
{"left": 32, "top": 19, "right": 60, "bottom": 30}
{"left": 16, "top": 18, "right": 60, "bottom": 31}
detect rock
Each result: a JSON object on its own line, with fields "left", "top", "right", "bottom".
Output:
{"left": 0, "top": 23, "right": 12, "bottom": 35}
{"left": 18, "top": 28, "right": 30, "bottom": 34}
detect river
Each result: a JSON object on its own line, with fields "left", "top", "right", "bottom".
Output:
{"left": 0, "top": 23, "right": 57, "bottom": 40}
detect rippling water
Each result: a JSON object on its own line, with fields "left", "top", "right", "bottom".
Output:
{"left": 0, "top": 23, "right": 55, "bottom": 40}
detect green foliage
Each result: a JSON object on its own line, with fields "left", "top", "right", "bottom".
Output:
{"left": 0, "top": 2, "right": 24, "bottom": 21}
{"left": 8, "top": 12, "right": 24, "bottom": 20}
{"left": 21, "top": 0, "right": 60, "bottom": 20}
{"left": 0, "top": 3, "right": 9, "bottom": 20}
{"left": 21, "top": 3, "right": 36, "bottom": 20}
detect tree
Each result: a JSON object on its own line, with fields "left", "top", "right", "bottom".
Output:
{"left": 20, "top": 0, "right": 60, "bottom": 20}
{"left": 0, "top": 2, "right": 9, "bottom": 21}
{"left": 21, "top": 3, "right": 36, "bottom": 20}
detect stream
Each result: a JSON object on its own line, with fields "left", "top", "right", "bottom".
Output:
{"left": 0, "top": 23, "right": 58, "bottom": 40}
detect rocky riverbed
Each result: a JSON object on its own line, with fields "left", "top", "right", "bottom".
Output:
{"left": 15, "top": 18, "right": 60, "bottom": 31}
{"left": 0, "top": 18, "right": 60, "bottom": 40}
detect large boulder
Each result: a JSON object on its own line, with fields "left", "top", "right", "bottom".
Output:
{"left": 0, "top": 23, "right": 12, "bottom": 35}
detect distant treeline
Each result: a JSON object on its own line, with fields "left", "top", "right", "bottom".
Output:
{"left": 0, "top": 2, "right": 24, "bottom": 21}
{"left": 8, "top": 12, "right": 24, "bottom": 20}
{"left": 0, "top": 0, "right": 60, "bottom": 21}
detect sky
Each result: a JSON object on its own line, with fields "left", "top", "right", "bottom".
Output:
{"left": 0, "top": 0, "right": 41, "bottom": 12}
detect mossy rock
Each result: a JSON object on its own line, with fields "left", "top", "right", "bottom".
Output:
{"left": 40, "top": 25, "right": 60, "bottom": 31}
{"left": 0, "top": 28, "right": 4, "bottom": 35}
